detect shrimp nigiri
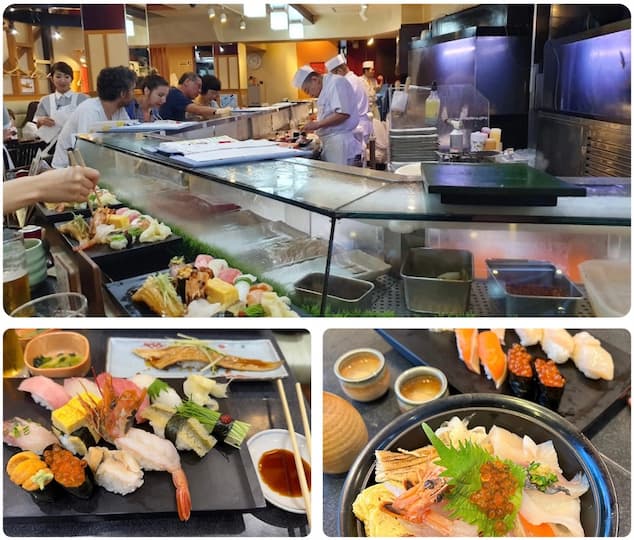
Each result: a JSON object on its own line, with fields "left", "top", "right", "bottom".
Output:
{"left": 478, "top": 330, "right": 508, "bottom": 389}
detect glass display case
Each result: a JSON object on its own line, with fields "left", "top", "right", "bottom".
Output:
{"left": 75, "top": 132, "right": 630, "bottom": 317}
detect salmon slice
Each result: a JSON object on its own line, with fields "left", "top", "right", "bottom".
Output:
{"left": 455, "top": 329, "right": 480, "bottom": 374}
{"left": 478, "top": 330, "right": 508, "bottom": 389}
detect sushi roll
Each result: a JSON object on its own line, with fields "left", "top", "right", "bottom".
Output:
{"left": 507, "top": 343, "right": 534, "bottom": 400}
{"left": 6, "top": 451, "right": 60, "bottom": 502}
{"left": 534, "top": 358, "right": 566, "bottom": 410}
{"left": 43, "top": 444, "right": 94, "bottom": 499}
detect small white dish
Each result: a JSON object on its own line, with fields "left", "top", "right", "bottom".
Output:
{"left": 246, "top": 429, "right": 310, "bottom": 514}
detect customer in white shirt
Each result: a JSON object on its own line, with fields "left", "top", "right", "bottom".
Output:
{"left": 291, "top": 65, "right": 361, "bottom": 166}
{"left": 34, "top": 61, "right": 88, "bottom": 142}
{"left": 52, "top": 66, "right": 136, "bottom": 168}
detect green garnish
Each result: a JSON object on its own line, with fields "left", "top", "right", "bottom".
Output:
{"left": 147, "top": 378, "right": 170, "bottom": 401}
{"left": 244, "top": 304, "right": 266, "bottom": 317}
{"left": 31, "top": 468, "right": 54, "bottom": 490}
{"left": 527, "top": 461, "right": 558, "bottom": 491}
{"left": 422, "top": 423, "right": 526, "bottom": 537}
{"left": 177, "top": 400, "right": 250, "bottom": 448}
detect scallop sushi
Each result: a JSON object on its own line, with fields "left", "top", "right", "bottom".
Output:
{"left": 507, "top": 343, "right": 534, "bottom": 399}
{"left": 534, "top": 358, "right": 566, "bottom": 410}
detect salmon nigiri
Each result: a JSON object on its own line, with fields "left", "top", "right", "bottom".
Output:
{"left": 455, "top": 329, "right": 480, "bottom": 374}
{"left": 478, "top": 330, "right": 508, "bottom": 389}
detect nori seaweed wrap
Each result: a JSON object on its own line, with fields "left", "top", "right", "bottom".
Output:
{"left": 6, "top": 451, "right": 61, "bottom": 503}
{"left": 507, "top": 343, "right": 534, "bottom": 400}
{"left": 53, "top": 425, "right": 99, "bottom": 457}
{"left": 43, "top": 444, "right": 94, "bottom": 499}
{"left": 534, "top": 358, "right": 566, "bottom": 410}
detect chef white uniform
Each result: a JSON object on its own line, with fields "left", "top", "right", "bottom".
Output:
{"left": 35, "top": 90, "right": 88, "bottom": 143}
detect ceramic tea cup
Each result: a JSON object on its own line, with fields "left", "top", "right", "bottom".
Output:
{"left": 24, "top": 238, "right": 47, "bottom": 288}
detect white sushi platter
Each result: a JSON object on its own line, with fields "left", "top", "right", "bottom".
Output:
{"left": 106, "top": 337, "right": 288, "bottom": 380}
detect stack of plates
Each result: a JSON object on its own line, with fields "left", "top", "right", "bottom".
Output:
{"left": 389, "top": 127, "right": 438, "bottom": 163}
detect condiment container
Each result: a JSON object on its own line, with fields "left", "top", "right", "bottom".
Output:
{"left": 334, "top": 348, "right": 389, "bottom": 402}
{"left": 394, "top": 366, "right": 448, "bottom": 412}
{"left": 424, "top": 81, "right": 440, "bottom": 127}
{"left": 323, "top": 391, "right": 368, "bottom": 474}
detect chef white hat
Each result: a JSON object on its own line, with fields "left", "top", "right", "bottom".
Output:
{"left": 292, "top": 65, "right": 315, "bottom": 88}
{"left": 325, "top": 53, "right": 346, "bottom": 72}
{"left": 362, "top": 60, "right": 374, "bottom": 69}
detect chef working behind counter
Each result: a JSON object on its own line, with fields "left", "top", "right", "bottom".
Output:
{"left": 292, "top": 65, "right": 361, "bottom": 167}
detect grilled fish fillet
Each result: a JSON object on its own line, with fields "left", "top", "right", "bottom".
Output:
{"left": 374, "top": 446, "right": 438, "bottom": 484}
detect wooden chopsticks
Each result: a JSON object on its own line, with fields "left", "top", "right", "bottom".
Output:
{"left": 276, "top": 378, "right": 311, "bottom": 528}
{"left": 295, "top": 382, "right": 312, "bottom": 455}
{"left": 67, "top": 148, "right": 102, "bottom": 208}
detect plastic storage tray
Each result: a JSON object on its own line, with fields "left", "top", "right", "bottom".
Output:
{"left": 400, "top": 248, "right": 473, "bottom": 315}
{"left": 486, "top": 259, "right": 584, "bottom": 316}
{"left": 579, "top": 259, "right": 630, "bottom": 317}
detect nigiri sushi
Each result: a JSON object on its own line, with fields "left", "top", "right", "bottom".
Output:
{"left": 514, "top": 329, "right": 543, "bottom": 347}
{"left": 86, "top": 446, "right": 144, "bottom": 496}
{"left": 571, "top": 331, "right": 614, "bottom": 380}
{"left": 540, "top": 329, "right": 574, "bottom": 364}
{"left": 490, "top": 329, "right": 506, "bottom": 343}
{"left": 3, "top": 417, "right": 59, "bottom": 454}
{"left": 130, "top": 374, "right": 182, "bottom": 409}
{"left": 183, "top": 374, "right": 230, "bottom": 408}
{"left": 478, "top": 330, "right": 508, "bottom": 389}
{"left": 455, "top": 329, "right": 480, "bottom": 374}
{"left": 95, "top": 372, "right": 149, "bottom": 423}
{"left": 63, "top": 377, "right": 101, "bottom": 398}
{"left": 534, "top": 358, "right": 566, "bottom": 409}
{"left": 18, "top": 376, "right": 71, "bottom": 410}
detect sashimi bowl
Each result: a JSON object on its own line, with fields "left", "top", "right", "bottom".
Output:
{"left": 338, "top": 393, "right": 617, "bottom": 537}
{"left": 23, "top": 331, "right": 91, "bottom": 378}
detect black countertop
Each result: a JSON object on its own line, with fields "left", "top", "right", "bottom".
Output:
{"left": 4, "top": 329, "right": 310, "bottom": 537}
{"left": 322, "top": 328, "right": 631, "bottom": 537}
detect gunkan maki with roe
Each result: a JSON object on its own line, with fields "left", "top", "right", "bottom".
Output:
{"left": 534, "top": 358, "right": 566, "bottom": 410}
{"left": 6, "top": 451, "right": 61, "bottom": 502}
{"left": 507, "top": 343, "right": 534, "bottom": 399}
{"left": 43, "top": 444, "right": 94, "bottom": 499}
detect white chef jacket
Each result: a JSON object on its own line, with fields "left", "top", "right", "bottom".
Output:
{"left": 52, "top": 97, "right": 130, "bottom": 168}
{"left": 345, "top": 71, "right": 373, "bottom": 141}
{"left": 316, "top": 74, "right": 361, "bottom": 165}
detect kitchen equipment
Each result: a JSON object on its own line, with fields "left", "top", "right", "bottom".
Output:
{"left": 293, "top": 273, "right": 374, "bottom": 313}
{"left": 486, "top": 258, "right": 584, "bottom": 316}
{"left": 400, "top": 248, "right": 473, "bottom": 315}
{"left": 579, "top": 259, "right": 630, "bottom": 317}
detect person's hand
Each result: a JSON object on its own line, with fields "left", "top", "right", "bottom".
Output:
{"left": 215, "top": 107, "right": 232, "bottom": 116}
{"left": 303, "top": 120, "right": 319, "bottom": 132}
{"left": 38, "top": 166, "right": 101, "bottom": 203}
{"left": 37, "top": 117, "right": 56, "bottom": 128}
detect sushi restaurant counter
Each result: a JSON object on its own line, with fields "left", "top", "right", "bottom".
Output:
{"left": 4, "top": 328, "right": 310, "bottom": 537}
{"left": 322, "top": 329, "right": 631, "bottom": 537}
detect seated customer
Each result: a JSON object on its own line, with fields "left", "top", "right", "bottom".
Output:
{"left": 195, "top": 75, "right": 221, "bottom": 109}
{"left": 159, "top": 72, "right": 219, "bottom": 121}
{"left": 52, "top": 65, "right": 136, "bottom": 168}
{"left": 20, "top": 101, "right": 40, "bottom": 140}
{"left": 126, "top": 74, "right": 170, "bottom": 122}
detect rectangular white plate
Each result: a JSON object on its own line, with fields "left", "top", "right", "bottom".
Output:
{"left": 106, "top": 337, "right": 288, "bottom": 380}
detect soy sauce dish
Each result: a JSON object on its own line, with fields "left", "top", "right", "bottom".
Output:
{"left": 338, "top": 394, "right": 618, "bottom": 537}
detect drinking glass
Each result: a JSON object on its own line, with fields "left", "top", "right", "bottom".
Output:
{"left": 3, "top": 229, "right": 30, "bottom": 314}
{"left": 3, "top": 329, "right": 26, "bottom": 377}
{"left": 10, "top": 292, "right": 88, "bottom": 317}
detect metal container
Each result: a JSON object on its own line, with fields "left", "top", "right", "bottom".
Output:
{"left": 293, "top": 272, "right": 374, "bottom": 312}
{"left": 400, "top": 248, "right": 473, "bottom": 314}
{"left": 486, "top": 258, "right": 584, "bottom": 316}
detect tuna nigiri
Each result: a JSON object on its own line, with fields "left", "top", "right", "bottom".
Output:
{"left": 3, "top": 417, "right": 59, "bottom": 454}
{"left": 478, "top": 330, "right": 508, "bottom": 389}
{"left": 455, "top": 329, "right": 480, "bottom": 374}
{"left": 18, "top": 376, "right": 71, "bottom": 410}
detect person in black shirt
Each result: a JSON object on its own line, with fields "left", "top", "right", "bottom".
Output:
{"left": 159, "top": 72, "right": 219, "bottom": 121}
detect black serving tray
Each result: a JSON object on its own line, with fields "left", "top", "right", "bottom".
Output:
{"left": 422, "top": 162, "right": 587, "bottom": 206}
{"left": 3, "top": 377, "right": 266, "bottom": 521}
{"left": 377, "top": 329, "right": 630, "bottom": 435}
{"left": 36, "top": 202, "right": 125, "bottom": 223}
{"left": 105, "top": 270, "right": 166, "bottom": 316}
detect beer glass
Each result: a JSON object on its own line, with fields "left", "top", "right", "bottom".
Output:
{"left": 3, "top": 230, "right": 30, "bottom": 315}
{"left": 3, "top": 329, "right": 26, "bottom": 377}
{"left": 10, "top": 292, "right": 88, "bottom": 317}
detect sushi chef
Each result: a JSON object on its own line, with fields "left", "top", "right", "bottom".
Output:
{"left": 292, "top": 65, "right": 361, "bottom": 166}
{"left": 325, "top": 53, "right": 373, "bottom": 145}
{"left": 361, "top": 60, "right": 380, "bottom": 120}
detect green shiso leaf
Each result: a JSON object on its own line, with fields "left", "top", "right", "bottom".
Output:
{"left": 147, "top": 378, "right": 170, "bottom": 401}
{"left": 422, "top": 422, "right": 526, "bottom": 537}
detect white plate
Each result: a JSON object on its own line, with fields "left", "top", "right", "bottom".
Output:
{"left": 247, "top": 429, "right": 310, "bottom": 514}
{"left": 106, "top": 337, "right": 288, "bottom": 380}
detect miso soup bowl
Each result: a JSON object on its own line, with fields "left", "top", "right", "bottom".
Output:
{"left": 338, "top": 393, "right": 618, "bottom": 536}
{"left": 334, "top": 348, "right": 389, "bottom": 402}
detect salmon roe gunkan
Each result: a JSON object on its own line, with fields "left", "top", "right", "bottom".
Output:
{"left": 534, "top": 358, "right": 566, "bottom": 388}
{"left": 507, "top": 343, "right": 532, "bottom": 377}
{"left": 470, "top": 460, "right": 519, "bottom": 535}
{"left": 43, "top": 444, "right": 86, "bottom": 488}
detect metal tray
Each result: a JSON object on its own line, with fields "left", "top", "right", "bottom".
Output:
{"left": 486, "top": 258, "right": 584, "bottom": 316}
{"left": 377, "top": 329, "right": 630, "bottom": 435}
{"left": 293, "top": 272, "right": 374, "bottom": 312}
{"left": 3, "top": 377, "right": 266, "bottom": 521}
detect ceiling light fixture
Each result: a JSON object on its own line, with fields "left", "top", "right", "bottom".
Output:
{"left": 208, "top": 7, "right": 216, "bottom": 19}
{"left": 52, "top": 28, "right": 62, "bottom": 40}
{"left": 269, "top": 6, "right": 288, "bottom": 31}
{"left": 239, "top": 17, "right": 246, "bottom": 30}
{"left": 367, "top": 37, "right": 375, "bottom": 46}
{"left": 219, "top": 10, "right": 227, "bottom": 24}
{"left": 359, "top": 4, "right": 368, "bottom": 22}
{"left": 243, "top": 2, "right": 266, "bottom": 18}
